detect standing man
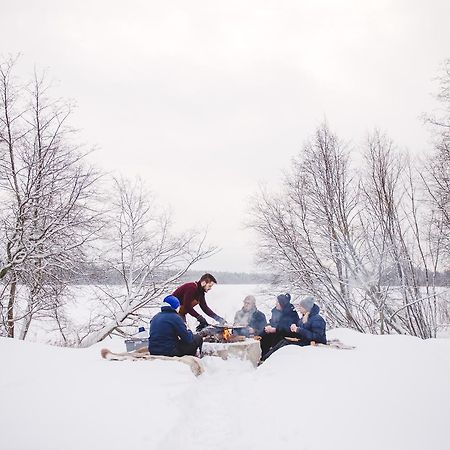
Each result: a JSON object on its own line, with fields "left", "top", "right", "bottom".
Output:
{"left": 172, "top": 273, "right": 225, "bottom": 331}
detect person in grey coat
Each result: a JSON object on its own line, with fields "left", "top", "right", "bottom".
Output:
{"left": 233, "top": 295, "right": 267, "bottom": 337}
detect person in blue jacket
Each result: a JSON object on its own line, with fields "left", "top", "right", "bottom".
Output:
{"left": 148, "top": 295, "right": 203, "bottom": 357}
{"left": 259, "top": 293, "right": 299, "bottom": 360}
{"left": 290, "top": 296, "right": 327, "bottom": 345}
{"left": 262, "top": 296, "right": 327, "bottom": 361}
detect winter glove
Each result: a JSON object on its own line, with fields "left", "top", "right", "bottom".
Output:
{"left": 215, "top": 316, "right": 226, "bottom": 325}
{"left": 196, "top": 316, "right": 209, "bottom": 332}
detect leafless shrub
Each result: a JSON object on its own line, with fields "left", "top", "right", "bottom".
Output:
{"left": 77, "top": 177, "right": 216, "bottom": 347}
{"left": 250, "top": 123, "right": 446, "bottom": 338}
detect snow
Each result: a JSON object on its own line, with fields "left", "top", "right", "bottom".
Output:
{"left": 1, "top": 285, "right": 450, "bottom": 450}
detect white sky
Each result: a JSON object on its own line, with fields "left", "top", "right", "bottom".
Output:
{"left": 2, "top": 0, "right": 450, "bottom": 272}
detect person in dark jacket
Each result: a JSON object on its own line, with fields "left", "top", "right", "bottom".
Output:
{"left": 291, "top": 296, "right": 327, "bottom": 344}
{"left": 259, "top": 293, "right": 299, "bottom": 360}
{"left": 262, "top": 296, "right": 327, "bottom": 360}
{"left": 172, "top": 273, "right": 225, "bottom": 331}
{"left": 233, "top": 295, "right": 267, "bottom": 337}
{"left": 148, "top": 295, "right": 203, "bottom": 357}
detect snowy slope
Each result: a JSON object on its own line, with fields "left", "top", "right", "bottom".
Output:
{"left": 1, "top": 328, "right": 450, "bottom": 450}
{"left": 2, "top": 283, "right": 450, "bottom": 450}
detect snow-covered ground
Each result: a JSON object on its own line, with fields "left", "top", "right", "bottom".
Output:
{"left": 2, "top": 285, "right": 450, "bottom": 450}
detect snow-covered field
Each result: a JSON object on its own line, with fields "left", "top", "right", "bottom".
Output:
{"left": 2, "top": 285, "right": 450, "bottom": 450}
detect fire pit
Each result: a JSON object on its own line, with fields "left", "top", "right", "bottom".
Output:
{"left": 200, "top": 325, "right": 262, "bottom": 367}
{"left": 202, "top": 325, "right": 247, "bottom": 343}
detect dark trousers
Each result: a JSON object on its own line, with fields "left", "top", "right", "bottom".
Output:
{"left": 260, "top": 333, "right": 284, "bottom": 359}
{"left": 262, "top": 338, "right": 308, "bottom": 361}
{"left": 174, "top": 334, "right": 203, "bottom": 357}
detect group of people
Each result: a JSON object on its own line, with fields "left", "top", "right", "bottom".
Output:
{"left": 147, "top": 273, "right": 327, "bottom": 362}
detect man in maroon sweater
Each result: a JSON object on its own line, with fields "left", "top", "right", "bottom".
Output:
{"left": 172, "top": 273, "right": 225, "bottom": 331}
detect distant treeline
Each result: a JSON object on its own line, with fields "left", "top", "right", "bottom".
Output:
{"left": 66, "top": 264, "right": 273, "bottom": 285}
{"left": 384, "top": 268, "right": 450, "bottom": 287}
{"left": 178, "top": 270, "right": 273, "bottom": 285}
{"left": 66, "top": 263, "right": 450, "bottom": 286}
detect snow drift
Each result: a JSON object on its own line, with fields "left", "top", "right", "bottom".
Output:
{"left": 1, "top": 327, "right": 449, "bottom": 450}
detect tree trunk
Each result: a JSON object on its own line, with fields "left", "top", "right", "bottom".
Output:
{"left": 7, "top": 275, "right": 17, "bottom": 338}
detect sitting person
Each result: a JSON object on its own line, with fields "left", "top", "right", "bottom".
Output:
{"left": 233, "top": 295, "right": 267, "bottom": 337}
{"left": 148, "top": 295, "right": 203, "bottom": 357}
{"left": 262, "top": 296, "right": 327, "bottom": 361}
{"left": 259, "top": 293, "right": 299, "bottom": 360}
{"left": 291, "top": 296, "right": 327, "bottom": 344}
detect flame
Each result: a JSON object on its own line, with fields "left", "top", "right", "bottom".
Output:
{"left": 222, "top": 327, "right": 232, "bottom": 341}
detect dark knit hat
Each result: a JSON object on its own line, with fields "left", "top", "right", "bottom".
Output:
{"left": 277, "top": 293, "right": 291, "bottom": 308}
{"left": 299, "top": 296, "right": 315, "bottom": 312}
{"left": 161, "top": 295, "right": 180, "bottom": 310}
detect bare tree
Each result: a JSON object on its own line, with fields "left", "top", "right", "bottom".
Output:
{"left": 76, "top": 177, "right": 216, "bottom": 347}
{"left": 362, "top": 132, "right": 440, "bottom": 338}
{"left": 0, "top": 56, "right": 101, "bottom": 338}
{"left": 424, "top": 59, "right": 450, "bottom": 261}
{"left": 250, "top": 124, "right": 370, "bottom": 331}
{"left": 421, "top": 59, "right": 450, "bottom": 333}
{"left": 249, "top": 123, "right": 443, "bottom": 338}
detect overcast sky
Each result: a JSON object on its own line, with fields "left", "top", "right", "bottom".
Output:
{"left": 2, "top": 1, "right": 450, "bottom": 272}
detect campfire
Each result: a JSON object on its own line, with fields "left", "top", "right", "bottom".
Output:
{"left": 202, "top": 325, "right": 246, "bottom": 343}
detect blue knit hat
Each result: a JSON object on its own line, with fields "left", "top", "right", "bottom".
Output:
{"left": 161, "top": 295, "right": 180, "bottom": 310}
{"left": 277, "top": 293, "right": 291, "bottom": 308}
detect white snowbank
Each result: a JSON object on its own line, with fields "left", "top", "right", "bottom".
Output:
{"left": 1, "top": 327, "right": 450, "bottom": 450}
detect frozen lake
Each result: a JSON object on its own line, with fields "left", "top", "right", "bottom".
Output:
{"left": 17, "top": 283, "right": 450, "bottom": 345}
{"left": 23, "top": 283, "right": 277, "bottom": 346}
